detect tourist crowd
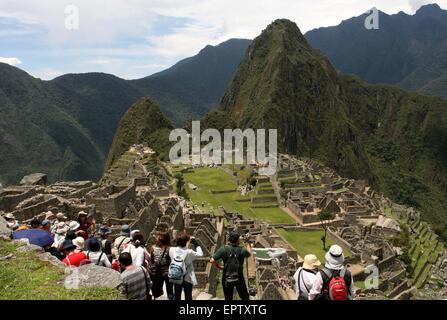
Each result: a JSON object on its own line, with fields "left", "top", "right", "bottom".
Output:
{"left": 3, "top": 211, "right": 355, "bottom": 301}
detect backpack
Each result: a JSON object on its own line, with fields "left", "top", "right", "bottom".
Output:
{"left": 223, "top": 245, "right": 241, "bottom": 284}
{"left": 320, "top": 268, "right": 350, "bottom": 300}
{"left": 168, "top": 248, "right": 187, "bottom": 284}
{"left": 150, "top": 247, "right": 170, "bottom": 276}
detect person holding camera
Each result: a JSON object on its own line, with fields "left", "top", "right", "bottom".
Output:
{"left": 209, "top": 230, "right": 253, "bottom": 300}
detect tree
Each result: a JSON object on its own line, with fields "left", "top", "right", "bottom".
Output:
{"left": 175, "top": 173, "right": 189, "bottom": 200}
{"left": 318, "top": 208, "right": 335, "bottom": 250}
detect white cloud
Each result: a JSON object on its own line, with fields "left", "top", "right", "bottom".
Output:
{"left": 0, "top": 56, "right": 22, "bottom": 66}
{"left": 2, "top": 0, "right": 447, "bottom": 79}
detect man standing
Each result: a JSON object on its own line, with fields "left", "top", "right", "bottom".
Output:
{"left": 210, "top": 230, "right": 252, "bottom": 300}
{"left": 118, "top": 252, "right": 152, "bottom": 300}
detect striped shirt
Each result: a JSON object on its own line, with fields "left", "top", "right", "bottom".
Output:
{"left": 119, "top": 266, "right": 152, "bottom": 300}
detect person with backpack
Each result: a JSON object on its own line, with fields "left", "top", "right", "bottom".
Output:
{"left": 118, "top": 252, "right": 152, "bottom": 300}
{"left": 209, "top": 230, "right": 252, "bottom": 300}
{"left": 168, "top": 231, "right": 203, "bottom": 300}
{"left": 60, "top": 239, "right": 88, "bottom": 267}
{"left": 86, "top": 237, "right": 111, "bottom": 268}
{"left": 149, "top": 231, "right": 173, "bottom": 300}
{"left": 308, "top": 245, "right": 356, "bottom": 300}
{"left": 293, "top": 254, "right": 321, "bottom": 300}
{"left": 112, "top": 224, "right": 131, "bottom": 259}
{"left": 98, "top": 225, "right": 112, "bottom": 261}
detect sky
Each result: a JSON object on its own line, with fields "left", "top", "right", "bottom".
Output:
{"left": 0, "top": 0, "right": 446, "bottom": 80}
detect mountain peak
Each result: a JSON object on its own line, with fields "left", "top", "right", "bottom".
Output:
{"left": 415, "top": 3, "right": 443, "bottom": 16}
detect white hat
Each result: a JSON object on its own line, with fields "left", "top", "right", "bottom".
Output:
{"left": 303, "top": 254, "right": 321, "bottom": 270}
{"left": 325, "top": 245, "right": 345, "bottom": 270}
{"left": 77, "top": 211, "right": 88, "bottom": 218}
{"left": 5, "top": 213, "right": 16, "bottom": 220}
{"left": 73, "top": 237, "right": 85, "bottom": 250}
{"left": 68, "top": 220, "right": 80, "bottom": 231}
{"left": 56, "top": 222, "right": 69, "bottom": 235}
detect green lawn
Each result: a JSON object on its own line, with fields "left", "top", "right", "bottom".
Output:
{"left": 276, "top": 229, "right": 335, "bottom": 263}
{"left": 182, "top": 167, "right": 295, "bottom": 224}
{"left": 0, "top": 240, "right": 122, "bottom": 300}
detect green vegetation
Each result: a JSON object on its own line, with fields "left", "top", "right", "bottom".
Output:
{"left": 0, "top": 240, "right": 122, "bottom": 300}
{"left": 182, "top": 167, "right": 295, "bottom": 224}
{"left": 206, "top": 18, "right": 447, "bottom": 238}
{"left": 276, "top": 229, "right": 334, "bottom": 263}
{"left": 318, "top": 209, "right": 335, "bottom": 250}
{"left": 104, "top": 97, "right": 174, "bottom": 171}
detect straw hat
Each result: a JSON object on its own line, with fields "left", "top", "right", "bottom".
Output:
{"left": 303, "top": 254, "right": 321, "bottom": 270}
{"left": 325, "top": 245, "right": 345, "bottom": 270}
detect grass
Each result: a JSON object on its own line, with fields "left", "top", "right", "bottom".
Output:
{"left": 182, "top": 167, "right": 295, "bottom": 224}
{"left": 275, "top": 229, "right": 335, "bottom": 263}
{"left": 0, "top": 240, "right": 122, "bottom": 300}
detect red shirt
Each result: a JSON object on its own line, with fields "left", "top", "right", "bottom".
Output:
{"left": 63, "top": 252, "right": 88, "bottom": 267}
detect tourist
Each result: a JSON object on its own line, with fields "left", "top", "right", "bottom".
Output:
{"left": 30, "top": 218, "right": 41, "bottom": 229}
{"left": 53, "top": 222, "right": 69, "bottom": 249}
{"left": 86, "top": 237, "right": 111, "bottom": 267}
{"left": 52, "top": 213, "right": 67, "bottom": 233}
{"left": 76, "top": 211, "right": 91, "bottom": 239}
{"left": 118, "top": 252, "right": 152, "bottom": 300}
{"left": 209, "top": 230, "right": 252, "bottom": 300}
{"left": 123, "top": 231, "right": 148, "bottom": 268}
{"left": 41, "top": 219, "right": 52, "bottom": 233}
{"left": 150, "top": 231, "right": 173, "bottom": 300}
{"left": 112, "top": 224, "right": 131, "bottom": 258}
{"left": 308, "top": 245, "right": 356, "bottom": 300}
{"left": 168, "top": 231, "right": 203, "bottom": 300}
{"left": 293, "top": 254, "right": 321, "bottom": 300}
{"left": 60, "top": 239, "right": 88, "bottom": 267}
{"left": 98, "top": 225, "right": 113, "bottom": 261}
{"left": 4, "top": 213, "right": 17, "bottom": 229}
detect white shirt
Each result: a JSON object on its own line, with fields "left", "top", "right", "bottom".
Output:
{"left": 169, "top": 246, "right": 203, "bottom": 285}
{"left": 86, "top": 251, "right": 111, "bottom": 268}
{"left": 123, "top": 244, "right": 145, "bottom": 267}
{"left": 293, "top": 267, "right": 318, "bottom": 300}
{"left": 308, "top": 268, "right": 356, "bottom": 300}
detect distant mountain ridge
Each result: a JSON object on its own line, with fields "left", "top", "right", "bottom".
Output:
{"left": 0, "top": 38, "right": 250, "bottom": 185}
{"left": 305, "top": 3, "right": 447, "bottom": 99}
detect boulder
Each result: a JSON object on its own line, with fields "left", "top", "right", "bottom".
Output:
{"left": 64, "top": 264, "right": 122, "bottom": 289}
{"left": 17, "top": 244, "right": 44, "bottom": 253}
{"left": 20, "top": 173, "right": 47, "bottom": 186}
{"left": 0, "top": 217, "right": 12, "bottom": 237}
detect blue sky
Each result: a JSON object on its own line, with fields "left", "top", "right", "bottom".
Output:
{"left": 0, "top": 0, "right": 445, "bottom": 80}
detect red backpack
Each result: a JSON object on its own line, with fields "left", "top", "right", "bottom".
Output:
{"left": 321, "top": 268, "right": 349, "bottom": 300}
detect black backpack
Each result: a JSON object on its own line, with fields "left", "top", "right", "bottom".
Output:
{"left": 224, "top": 245, "right": 241, "bottom": 284}
{"left": 150, "top": 247, "right": 170, "bottom": 276}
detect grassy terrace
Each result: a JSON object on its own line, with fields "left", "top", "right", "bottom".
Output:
{"left": 276, "top": 229, "right": 335, "bottom": 263}
{"left": 0, "top": 240, "right": 122, "bottom": 300}
{"left": 181, "top": 167, "right": 295, "bottom": 224}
